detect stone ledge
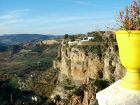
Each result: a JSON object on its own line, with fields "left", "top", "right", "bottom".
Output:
{"left": 96, "top": 80, "right": 140, "bottom": 105}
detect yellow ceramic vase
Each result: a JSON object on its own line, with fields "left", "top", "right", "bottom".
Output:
{"left": 115, "top": 30, "right": 140, "bottom": 90}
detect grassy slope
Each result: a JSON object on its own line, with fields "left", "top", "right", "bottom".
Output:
{"left": 0, "top": 41, "right": 60, "bottom": 76}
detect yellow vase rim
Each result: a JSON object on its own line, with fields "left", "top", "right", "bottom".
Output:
{"left": 115, "top": 30, "right": 140, "bottom": 34}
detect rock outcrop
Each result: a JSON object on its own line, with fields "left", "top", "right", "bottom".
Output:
{"left": 41, "top": 40, "right": 60, "bottom": 45}
{"left": 52, "top": 32, "right": 125, "bottom": 105}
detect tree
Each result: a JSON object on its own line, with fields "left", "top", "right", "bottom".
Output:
{"left": 0, "top": 46, "right": 8, "bottom": 52}
{"left": 10, "top": 45, "right": 22, "bottom": 53}
{"left": 64, "top": 34, "right": 69, "bottom": 39}
{"left": 69, "top": 35, "right": 75, "bottom": 41}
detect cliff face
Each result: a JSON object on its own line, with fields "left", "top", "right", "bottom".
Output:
{"left": 58, "top": 46, "right": 102, "bottom": 82}
{"left": 52, "top": 32, "right": 125, "bottom": 105}
{"left": 54, "top": 34, "right": 124, "bottom": 82}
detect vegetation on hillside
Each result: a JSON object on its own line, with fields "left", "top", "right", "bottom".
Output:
{"left": 0, "top": 42, "right": 59, "bottom": 74}
{"left": 0, "top": 39, "right": 61, "bottom": 105}
{"left": 0, "top": 34, "right": 62, "bottom": 45}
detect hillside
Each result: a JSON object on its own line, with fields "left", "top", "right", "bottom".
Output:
{"left": 0, "top": 38, "right": 61, "bottom": 105}
{"left": 0, "top": 34, "right": 62, "bottom": 45}
{"left": 0, "top": 31, "right": 125, "bottom": 105}
{"left": 0, "top": 41, "right": 60, "bottom": 75}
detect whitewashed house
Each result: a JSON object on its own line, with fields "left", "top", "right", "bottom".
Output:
{"left": 78, "top": 37, "right": 95, "bottom": 45}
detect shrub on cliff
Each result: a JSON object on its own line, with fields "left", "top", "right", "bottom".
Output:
{"left": 94, "top": 79, "right": 110, "bottom": 92}
{"left": 69, "top": 35, "right": 75, "bottom": 41}
{"left": 78, "top": 45, "right": 102, "bottom": 55}
{"left": 72, "top": 85, "right": 86, "bottom": 96}
{"left": 64, "top": 34, "right": 69, "bottom": 39}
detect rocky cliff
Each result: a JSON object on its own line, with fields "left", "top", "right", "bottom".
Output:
{"left": 52, "top": 32, "right": 125, "bottom": 105}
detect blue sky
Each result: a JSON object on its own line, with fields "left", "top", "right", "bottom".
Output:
{"left": 0, "top": 0, "right": 132, "bottom": 35}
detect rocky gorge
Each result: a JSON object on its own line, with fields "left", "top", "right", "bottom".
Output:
{"left": 51, "top": 31, "right": 125, "bottom": 105}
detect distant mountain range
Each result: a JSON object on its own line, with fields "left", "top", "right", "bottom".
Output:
{"left": 0, "top": 42, "right": 7, "bottom": 46}
{"left": 0, "top": 34, "right": 62, "bottom": 45}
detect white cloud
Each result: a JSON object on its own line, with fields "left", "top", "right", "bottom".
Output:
{"left": 56, "top": 0, "right": 96, "bottom": 7}
{"left": 7, "top": 9, "right": 30, "bottom": 14}
{"left": 0, "top": 15, "right": 115, "bottom": 34}
{"left": 0, "top": 9, "right": 30, "bottom": 26}
{"left": 0, "top": 9, "right": 30, "bottom": 19}
{"left": 0, "top": 15, "right": 16, "bottom": 20}
{"left": 0, "top": 8, "right": 115, "bottom": 34}
{"left": 74, "top": 0, "right": 96, "bottom": 6}
{"left": 19, "top": 14, "right": 113, "bottom": 24}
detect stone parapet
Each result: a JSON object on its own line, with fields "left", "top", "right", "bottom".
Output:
{"left": 96, "top": 80, "right": 140, "bottom": 105}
